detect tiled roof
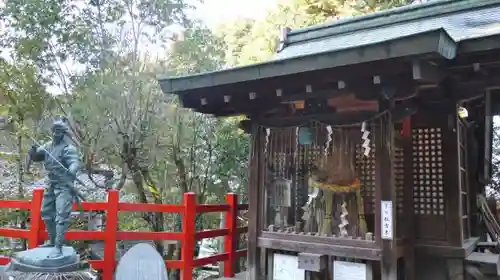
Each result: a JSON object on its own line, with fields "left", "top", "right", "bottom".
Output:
{"left": 276, "top": 0, "right": 500, "bottom": 60}
{"left": 158, "top": 0, "right": 500, "bottom": 99}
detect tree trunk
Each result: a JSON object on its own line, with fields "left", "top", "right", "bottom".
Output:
{"left": 17, "top": 118, "right": 27, "bottom": 250}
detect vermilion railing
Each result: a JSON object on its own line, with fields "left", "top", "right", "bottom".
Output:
{"left": 0, "top": 188, "right": 248, "bottom": 280}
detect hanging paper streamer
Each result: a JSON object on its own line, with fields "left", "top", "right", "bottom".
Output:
{"left": 361, "top": 121, "right": 371, "bottom": 157}
{"left": 324, "top": 125, "right": 332, "bottom": 157}
{"left": 338, "top": 201, "right": 349, "bottom": 237}
{"left": 301, "top": 187, "right": 319, "bottom": 221}
{"left": 264, "top": 128, "right": 271, "bottom": 155}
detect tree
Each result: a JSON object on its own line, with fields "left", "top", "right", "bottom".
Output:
{"left": 1, "top": 0, "right": 204, "bottom": 255}
{"left": 0, "top": 58, "right": 50, "bottom": 249}
{"left": 0, "top": 59, "right": 49, "bottom": 197}
{"left": 216, "top": 0, "right": 414, "bottom": 66}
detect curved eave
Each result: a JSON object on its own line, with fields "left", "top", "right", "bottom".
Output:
{"left": 158, "top": 28, "right": 456, "bottom": 96}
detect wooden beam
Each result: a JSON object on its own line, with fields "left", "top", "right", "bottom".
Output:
{"left": 179, "top": 60, "right": 418, "bottom": 116}
{"left": 412, "top": 60, "right": 443, "bottom": 84}
{"left": 375, "top": 104, "right": 398, "bottom": 280}
{"left": 249, "top": 102, "right": 416, "bottom": 128}
{"left": 257, "top": 237, "right": 382, "bottom": 260}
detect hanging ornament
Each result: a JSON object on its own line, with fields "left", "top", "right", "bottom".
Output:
{"left": 298, "top": 126, "right": 312, "bottom": 145}
{"left": 361, "top": 121, "right": 371, "bottom": 157}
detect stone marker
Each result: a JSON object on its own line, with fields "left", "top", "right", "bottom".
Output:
{"left": 114, "top": 243, "right": 168, "bottom": 280}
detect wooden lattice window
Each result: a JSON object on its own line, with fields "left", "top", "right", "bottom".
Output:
{"left": 356, "top": 144, "right": 405, "bottom": 213}
{"left": 412, "top": 128, "right": 445, "bottom": 216}
{"left": 394, "top": 147, "right": 404, "bottom": 214}
{"left": 356, "top": 144, "right": 376, "bottom": 213}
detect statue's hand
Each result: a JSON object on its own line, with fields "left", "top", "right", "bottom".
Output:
{"left": 68, "top": 163, "right": 79, "bottom": 178}
{"left": 26, "top": 144, "right": 40, "bottom": 172}
{"left": 28, "top": 144, "right": 38, "bottom": 155}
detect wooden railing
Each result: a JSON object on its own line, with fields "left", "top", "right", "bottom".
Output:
{"left": 0, "top": 188, "right": 248, "bottom": 280}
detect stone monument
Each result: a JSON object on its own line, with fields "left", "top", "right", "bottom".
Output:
{"left": 114, "top": 243, "right": 168, "bottom": 280}
{"left": 5, "top": 119, "right": 96, "bottom": 279}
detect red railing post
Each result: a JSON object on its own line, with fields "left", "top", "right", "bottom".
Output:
{"left": 28, "top": 188, "right": 44, "bottom": 248}
{"left": 181, "top": 192, "right": 196, "bottom": 280}
{"left": 224, "top": 193, "right": 238, "bottom": 277}
{"left": 102, "top": 190, "right": 119, "bottom": 280}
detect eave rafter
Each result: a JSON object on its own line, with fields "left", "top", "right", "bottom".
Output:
{"left": 446, "top": 50, "right": 500, "bottom": 101}
{"left": 180, "top": 59, "right": 428, "bottom": 118}
{"left": 412, "top": 59, "right": 445, "bottom": 85}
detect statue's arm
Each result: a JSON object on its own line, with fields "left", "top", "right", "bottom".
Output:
{"left": 29, "top": 144, "right": 47, "bottom": 162}
{"left": 63, "top": 145, "right": 80, "bottom": 176}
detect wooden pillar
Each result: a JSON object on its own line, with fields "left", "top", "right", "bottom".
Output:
{"left": 402, "top": 117, "right": 415, "bottom": 280}
{"left": 247, "top": 125, "right": 262, "bottom": 280}
{"left": 375, "top": 111, "right": 398, "bottom": 280}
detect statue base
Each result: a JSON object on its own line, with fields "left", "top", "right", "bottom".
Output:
{"left": 5, "top": 246, "right": 97, "bottom": 279}
{"left": 9, "top": 246, "right": 79, "bottom": 272}
{"left": 6, "top": 270, "right": 96, "bottom": 280}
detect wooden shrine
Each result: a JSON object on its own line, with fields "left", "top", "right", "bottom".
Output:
{"left": 159, "top": 0, "right": 500, "bottom": 279}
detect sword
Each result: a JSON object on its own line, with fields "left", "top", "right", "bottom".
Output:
{"left": 26, "top": 135, "right": 87, "bottom": 209}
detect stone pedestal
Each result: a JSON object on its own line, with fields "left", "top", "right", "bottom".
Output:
{"left": 5, "top": 246, "right": 96, "bottom": 279}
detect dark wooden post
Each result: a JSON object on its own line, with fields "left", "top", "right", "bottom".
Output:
{"left": 402, "top": 117, "right": 415, "bottom": 280}
{"left": 443, "top": 113, "right": 462, "bottom": 246}
{"left": 247, "top": 125, "right": 262, "bottom": 280}
{"left": 375, "top": 111, "right": 398, "bottom": 280}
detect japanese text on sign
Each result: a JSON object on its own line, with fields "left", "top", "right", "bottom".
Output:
{"left": 381, "top": 200, "right": 393, "bottom": 240}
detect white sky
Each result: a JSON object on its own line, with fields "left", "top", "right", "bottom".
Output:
{"left": 192, "top": 0, "right": 276, "bottom": 28}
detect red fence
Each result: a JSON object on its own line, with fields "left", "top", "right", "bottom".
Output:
{"left": 0, "top": 188, "right": 248, "bottom": 280}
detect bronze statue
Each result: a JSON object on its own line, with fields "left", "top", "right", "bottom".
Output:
{"left": 28, "top": 119, "right": 80, "bottom": 259}
{"left": 5, "top": 118, "right": 96, "bottom": 279}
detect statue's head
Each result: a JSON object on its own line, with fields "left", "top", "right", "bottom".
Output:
{"left": 51, "top": 119, "right": 69, "bottom": 144}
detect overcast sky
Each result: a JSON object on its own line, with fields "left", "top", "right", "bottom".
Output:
{"left": 192, "top": 0, "right": 276, "bottom": 28}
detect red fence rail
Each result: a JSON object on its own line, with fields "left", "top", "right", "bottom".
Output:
{"left": 0, "top": 188, "right": 248, "bottom": 280}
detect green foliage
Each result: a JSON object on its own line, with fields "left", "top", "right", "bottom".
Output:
{"left": 0, "top": 60, "right": 47, "bottom": 125}
{"left": 167, "top": 23, "right": 227, "bottom": 75}
{"left": 216, "top": 0, "right": 414, "bottom": 66}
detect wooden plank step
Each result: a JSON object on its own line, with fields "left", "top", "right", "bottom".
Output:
{"left": 465, "top": 252, "right": 500, "bottom": 276}
{"left": 215, "top": 272, "right": 249, "bottom": 280}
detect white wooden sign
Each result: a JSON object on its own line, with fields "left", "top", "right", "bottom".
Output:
{"left": 333, "top": 260, "right": 371, "bottom": 280}
{"left": 381, "top": 200, "right": 393, "bottom": 240}
{"left": 273, "top": 254, "right": 305, "bottom": 280}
